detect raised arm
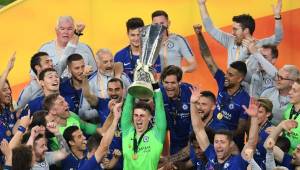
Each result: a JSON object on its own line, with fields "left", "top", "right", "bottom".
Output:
{"left": 197, "top": 0, "right": 233, "bottom": 48}
{"left": 94, "top": 102, "right": 122, "bottom": 163}
{"left": 241, "top": 99, "right": 260, "bottom": 160}
{"left": 121, "top": 93, "right": 134, "bottom": 136}
{"left": 9, "top": 114, "right": 31, "bottom": 149}
{"left": 0, "top": 52, "right": 16, "bottom": 90}
{"left": 153, "top": 85, "right": 167, "bottom": 143}
{"left": 194, "top": 25, "right": 219, "bottom": 76}
{"left": 46, "top": 122, "right": 71, "bottom": 162}
{"left": 190, "top": 86, "right": 210, "bottom": 151}
{"left": 264, "top": 120, "right": 298, "bottom": 162}
{"left": 257, "top": 0, "right": 283, "bottom": 46}
{"left": 82, "top": 75, "right": 98, "bottom": 107}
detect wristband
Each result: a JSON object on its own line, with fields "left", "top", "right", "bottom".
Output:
{"left": 152, "top": 83, "right": 159, "bottom": 90}
{"left": 18, "top": 126, "right": 26, "bottom": 133}
{"left": 74, "top": 30, "right": 83, "bottom": 36}
{"left": 274, "top": 16, "right": 281, "bottom": 20}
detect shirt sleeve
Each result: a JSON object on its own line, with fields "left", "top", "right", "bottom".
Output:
{"left": 16, "top": 85, "right": 32, "bottom": 110}
{"left": 78, "top": 155, "right": 101, "bottom": 170}
{"left": 153, "top": 89, "right": 167, "bottom": 144}
{"left": 202, "top": 17, "right": 234, "bottom": 48}
{"left": 256, "top": 20, "right": 283, "bottom": 46}
{"left": 214, "top": 69, "right": 225, "bottom": 90}
{"left": 204, "top": 144, "right": 216, "bottom": 160}
{"left": 253, "top": 52, "right": 277, "bottom": 77}
{"left": 121, "top": 94, "right": 134, "bottom": 136}
{"left": 45, "top": 152, "right": 57, "bottom": 165}
{"left": 177, "top": 35, "right": 194, "bottom": 60}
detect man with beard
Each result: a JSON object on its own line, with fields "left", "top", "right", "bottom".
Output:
{"left": 17, "top": 23, "right": 85, "bottom": 110}
{"left": 160, "top": 65, "right": 192, "bottom": 156}
{"left": 39, "top": 16, "right": 97, "bottom": 78}
{"left": 197, "top": 0, "right": 283, "bottom": 67}
{"left": 114, "top": 17, "right": 161, "bottom": 81}
{"left": 60, "top": 53, "right": 93, "bottom": 114}
{"left": 26, "top": 122, "right": 71, "bottom": 170}
{"left": 195, "top": 91, "right": 216, "bottom": 126}
{"left": 190, "top": 86, "right": 258, "bottom": 170}
{"left": 151, "top": 10, "right": 196, "bottom": 73}
{"left": 194, "top": 25, "right": 250, "bottom": 150}
{"left": 82, "top": 77, "right": 124, "bottom": 170}
{"left": 261, "top": 65, "right": 299, "bottom": 125}
{"left": 88, "top": 48, "right": 131, "bottom": 99}
{"left": 62, "top": 104, "right": 121, "bottom": 170}
{"left": 20, "top": 68, "right": 60, "bottom": 117}
{"left": 43, "top": 93, "right": 98, "bottom": 151}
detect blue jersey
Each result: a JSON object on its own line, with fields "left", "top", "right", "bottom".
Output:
{"left": 114, "top": 45, "right": 161, "bottom": 81}
{"left": 62, "top": 152, "right": 88, "bottom": 170}
{"left": 95, "top": 98, "right": 110, "bottom": 125}
{"left": 208, "top": 70, "right": 250, "bottom": 149}
{"left": 279, "top": 153, "right": 294, "bottom": 170}
{"left": 20, "top": 96, "right": 45, "bottom": 117}
{"left": 0, "top": 107, "right": 16, "bottom": 138}
{"left": 205, "top": 144, "right": 248, "bottom": 170}
{"left": 190, "top": 144, "right": 206, "bottom": 170}
{"left": 60, "top": 78, "right": 82, "bottom": 114}
{"left": 161, "top": 82, "right": 192, "bottom": 154}
{"left": 78, "top": 155, "right": 102, "bottom": 170}
{"left": 253, "top": 120, "right": 272, "bottom": 170}
{"left": 209, "top": 69, "right": 250, "bottom": 130}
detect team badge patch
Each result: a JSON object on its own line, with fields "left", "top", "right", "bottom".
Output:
{"left": 229, "top": 103, "right": 234, "bottom": 110}
{"left": 143, "top": 136, "right": 149, "bottom": 142}
{"left": 182, "top": 104, "right": 188, "bottom": 110}
{"left": 217, "top": 112, "right": 223, "bottom": 120}
{"left": 167, "top": 41, "right": 174, "bottom": 49}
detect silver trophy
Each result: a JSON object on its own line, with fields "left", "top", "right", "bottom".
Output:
{"left": 128, "top": 24, "right": 165, "bottom": 99}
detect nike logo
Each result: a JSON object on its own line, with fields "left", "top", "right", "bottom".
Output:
{"left": 124, "top": 62, "right": 131, "bottom": 66}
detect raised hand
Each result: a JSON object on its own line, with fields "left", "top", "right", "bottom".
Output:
{"left": 272, "top": 0, "right": 282, "bottom": 18}
{"left": 0, "top": 139, "right": 12, "bottom": 158}
{"left": 198, "top": 0, "right": 206, "bottom": 5}
{"left": 193, "top": 24, "right": 202, "bottom": 34}
{"left": 46, "top": 122, "right": 59, "bottom": 135}
{"left": 264, "top": 137, "right": 275, "bottom": 150}
{"left": 6, "top": 52, "right": 16, "bottom": 72}
{"left": 75, "top": 23, "right": 85, "bottom": 33}
{"left": 113, "top": 102, "right": 123, "bottom": 120}
{"left": 112, "top": 149, "right": 122, "bottom": 158}
{"left": 190, "top": 86, "right": 201, "bottom": 104}
{"left": 83, "top": 65, "right": 93, "bottom": 76}
{"left": 279, "top": 119, "right": 298, "bottom": 133}
{"left": 242, "top": 37, "right": 257, "bottom": 54}
{"left": 19, "top": 113, "right": 32, "bottom": 128}
{"left": 242, "top": 98, "right": 258, "bottom": 117}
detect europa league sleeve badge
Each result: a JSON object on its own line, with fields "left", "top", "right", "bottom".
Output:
{"left": 217, "top": 112, "right": 223, "bottom": 120}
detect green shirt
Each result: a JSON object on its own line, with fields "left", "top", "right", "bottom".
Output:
{"left": 283, "top": 103, "right": 300, "bottom": 154}
{"left": 50, "top": 112, "right": 97, "bottom": 150}
{"left": 121, "top": 90, "right": 167, "bottom": 170}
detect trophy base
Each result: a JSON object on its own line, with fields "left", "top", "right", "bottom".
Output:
{"left": 128, "top": 81, "right": 154, "bottom": 99}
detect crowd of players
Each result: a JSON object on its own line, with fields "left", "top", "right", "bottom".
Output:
{"left": 0, "top": 0, "right": 300, "bottom": 169}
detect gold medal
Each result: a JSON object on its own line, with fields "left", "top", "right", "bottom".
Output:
{"left": 217, "top": 112, "right": 223, "bottom": 120}
{"left": 115, "top": 130, "right": 121, "bottom": 137}
{"left": 132, "top": 153, "right": 138, "bottom": 160}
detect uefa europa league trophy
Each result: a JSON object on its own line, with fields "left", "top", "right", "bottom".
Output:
{"left": 128, "top": 24, "right": 165, "bottom": 99}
